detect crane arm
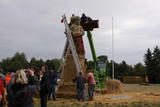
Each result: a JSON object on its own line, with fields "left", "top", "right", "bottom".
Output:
{"left": 87, "top": 31, "right": 97, "bottom": 65}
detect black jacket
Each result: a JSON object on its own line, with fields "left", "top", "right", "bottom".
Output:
{"left": 7, "top": 76, "right": 38, "bottom": 107}
{"left": 50, "top": 72, "right": 58, "bottom": 85}
{"left": 40, "top": 72, "right": 50, "bottom": 93}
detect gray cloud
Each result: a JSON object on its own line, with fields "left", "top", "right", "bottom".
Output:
{"left": 0, "top": 0, "right": 160, "bottom": 65}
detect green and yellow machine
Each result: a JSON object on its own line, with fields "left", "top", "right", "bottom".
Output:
{"left": 81, "top": 15, "right": 108, "bottom": 88}
{"left": 87, "top": 31, "right": 108, "bottom": 88}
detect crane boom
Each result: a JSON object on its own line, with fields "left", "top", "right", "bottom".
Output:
{"left": 87, "top": 31, "right": 97, "bottom": 66}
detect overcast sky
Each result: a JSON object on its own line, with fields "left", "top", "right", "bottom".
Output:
{"left": 0, "top": 0, "right": 160, "bottom": 65}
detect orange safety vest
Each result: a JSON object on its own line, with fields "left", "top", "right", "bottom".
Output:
{"left": 6, "top": 74, "right": 12, "bottom": 84}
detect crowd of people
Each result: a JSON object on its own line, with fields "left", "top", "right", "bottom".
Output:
{"left": 0, "top": 67, "right": 96, "bottom": 107}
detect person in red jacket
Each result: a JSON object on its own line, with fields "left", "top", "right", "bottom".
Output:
{"left": 86, "top": 70, "right": 96, "bottom": 101}
{"left": 0, "top": 70, "right": 6, "bottom": 107}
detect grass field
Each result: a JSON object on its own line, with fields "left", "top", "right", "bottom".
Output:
{"left": 34, "top": 84, "right": 160, "bottom": 107}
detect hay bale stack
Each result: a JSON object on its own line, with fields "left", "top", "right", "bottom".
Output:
{"left": 57, "top": 54, "right": 87, "bottom": 98}
{"left": 106, "top": 79, "right": 123, "bottom": 94}
{"left": 62, "top": 54, "right": 77, "bottom": 82}
{"left": 123, "top": 76, "right": 143, "bottom": 84}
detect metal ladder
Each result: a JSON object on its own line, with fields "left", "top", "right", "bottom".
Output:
{"left": 62, "top": 15, "right": 82, "bottom": 73}
{"left": 56, "top": 15, "right": 82, "bottom": 91}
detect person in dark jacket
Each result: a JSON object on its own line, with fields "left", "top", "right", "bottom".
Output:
{"left": 40, "top": 67, "right": 50, "bottom": 107}
{"left": 7, "top": 69, "right": 38, "bottom": 107}
{"left": 73, "top": 72, "right": 86, "bottom": 101}
{"left": 48, "top": 70, "right": 58, "bottom": 101}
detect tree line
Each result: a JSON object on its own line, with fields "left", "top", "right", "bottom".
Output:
{"left": 0, "top": 45, "right": 159, "bottom": 83}
{"left": 0, "top": 52, "right": 61, "bottom": 73}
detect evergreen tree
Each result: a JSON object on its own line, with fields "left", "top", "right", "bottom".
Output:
{"left": 144, "top": 46, "right": 160, "bottom": 83}
{"left": 152, "top": 46, "right": 160, "bottom": 70}
{"left": 152, "top": 46, "right": 160, "bottom": 82}
{"left": 144, "top": 48, "right": 153, "bottom": 72}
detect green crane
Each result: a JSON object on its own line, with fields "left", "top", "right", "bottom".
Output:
{"left": 80, "top": 14, "right": 108, "bottom": 88}
{"left": 87, "top": 30, "right": 108, "bottom": 88}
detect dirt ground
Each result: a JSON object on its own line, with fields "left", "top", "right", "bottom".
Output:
{"left": 34, "top": 84, "right": 160, "bottom": 106}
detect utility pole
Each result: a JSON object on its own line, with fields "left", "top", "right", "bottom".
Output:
{"left": 112, "top": 17, "right": 115, "bottom": 79}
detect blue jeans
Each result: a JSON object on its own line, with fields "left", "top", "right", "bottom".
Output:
{"left": 48, "top": 85, "right": 56, "bottom": 100}
{"left": 88, "top": 85, "right": 95, "bottom": 100}
{"left": 77, "top": 89, "right": 85, "bottom": 101}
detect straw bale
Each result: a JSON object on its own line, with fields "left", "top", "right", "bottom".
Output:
{"left": 106, "top": 79, "right": 123, "bottom": 94}
{"left": 123, "top": 76, "right": 143, "bottom": 84}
